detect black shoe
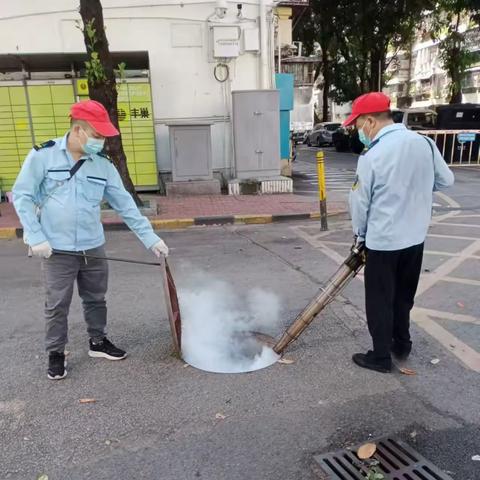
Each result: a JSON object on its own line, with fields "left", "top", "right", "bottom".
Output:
{"left": 48, "top": 351, "right": 67, "bottom": 380}
{"left": 88, "top": 338, "right": 127, "bottom": 361}
{"left": 391, "top": 342, "right": 412, "bottom": 360}
{"left": 352, "top": 351, "right": 391, "bottom": 373}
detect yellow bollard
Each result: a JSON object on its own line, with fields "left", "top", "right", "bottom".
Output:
{"left": 316, "top": 150, "right": 328, "bottom": 231}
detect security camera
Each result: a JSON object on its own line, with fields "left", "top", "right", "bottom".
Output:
{"left": 215, "top": 0, "right": 228, "bottom": 18}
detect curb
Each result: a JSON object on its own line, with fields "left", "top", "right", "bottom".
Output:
{"left": 0, "top": 210, "right": 348, "bottom": 240}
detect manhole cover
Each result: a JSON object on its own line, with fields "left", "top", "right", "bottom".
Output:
{"left": 313, "top": 437, "right": 453, "bottom": 480}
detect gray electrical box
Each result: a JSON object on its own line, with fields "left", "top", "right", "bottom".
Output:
{"left": 232, "top": 90, "right": 281, "bottom": 179}
{"left": 168, "top": 123, "right": 213, "bottom": 181}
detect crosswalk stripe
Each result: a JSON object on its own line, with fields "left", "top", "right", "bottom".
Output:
{"left": 294, "top": 163, "right": 356, "bottom": 196}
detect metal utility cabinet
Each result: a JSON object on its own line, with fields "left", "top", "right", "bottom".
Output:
{"left": 169, "top": 123, "right": 213, "bottom": 181}
{"left": 166, "top": 122, "right": 220, "bottom": 195}
{"left": 232, "top": 90, "right": 281, "bottom": 179}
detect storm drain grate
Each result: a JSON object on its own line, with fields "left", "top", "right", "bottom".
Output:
{"left": 313, "top": 437, "right": 453, "bottom": 480}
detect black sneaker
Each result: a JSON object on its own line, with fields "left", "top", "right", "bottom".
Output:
{"left": 88, "top": 338, "right": 127, "bottom": 361}
{"left": 48, "top": 351, "right": 67, "bottom": 380}
{"left": 391, "top": 342, "right": 412, "bottom": 360}
{"left": 352, "top": 351, "right": 391, "bottom": 373}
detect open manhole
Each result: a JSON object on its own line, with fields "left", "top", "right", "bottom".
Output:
{"left": 313, "top": 437, "right": 453, "bottom": 480}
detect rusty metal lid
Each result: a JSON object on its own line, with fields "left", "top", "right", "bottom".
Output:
{"left": 161, "top": 258, "right": 182, "bottom": 354}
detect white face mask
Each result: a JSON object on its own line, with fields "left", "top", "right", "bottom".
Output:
{"left": 358, "top": 119, "right": 373, "bottom": 147}
{"left": 79, "top": 127, "right": 105, "bottom": 155}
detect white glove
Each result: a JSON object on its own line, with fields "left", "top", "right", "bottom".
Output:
{"left": 31, "top": 241, "right": 53, "bottom": 259}
{"left": 151, "top": 239, "right": 169, "bottom": 258}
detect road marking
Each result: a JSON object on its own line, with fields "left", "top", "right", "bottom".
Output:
{"left": 291, "top": 197, "right": 480, "bottom": 372}
{"left": 427, "top": 233, "right": 478, "bottom": 240}
{"left": 416, "top": 239, "right": 480, "bottom": 296}
{"left": 413, "top": 307, "right": 480, "bottom": 325}
{"left": 435, "top": 191, "right": 461, "bottom": 209}
{"left": 442, "top": 276, "right": 480, "bottom": 287}
{"left": 413, "top": 310, "right": 480, "bottom": 373}
{"left": 432, "top": 222, "right": 480, "bottom": 229}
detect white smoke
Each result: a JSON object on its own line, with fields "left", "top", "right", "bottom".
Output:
{"left": 178, "top": 275, "right": 281, "bottom": 373}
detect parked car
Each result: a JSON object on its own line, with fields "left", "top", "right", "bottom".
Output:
{"left": 392, "top": 108, "right": 437, "bottom": 130}
{"left": 433, "top": 103, "right": 480, "bottom": 163}
{"left": 291, "top": 130, "right": 308, "bottom": 145}
{"left": 436, "top": 103, "right": 480, "bottom": 129}
{"left": 332, "top": 127, "right": 364, "bottom": 154}
{"left": 306, "top": 122, "right": 341, "bottom": 146}
{"left": 333, "top": 108, "right": 438, "bottom": 154}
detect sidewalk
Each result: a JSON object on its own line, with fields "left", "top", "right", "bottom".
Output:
{"left": 0, "top": 192, "right": 349, "bottom": 239}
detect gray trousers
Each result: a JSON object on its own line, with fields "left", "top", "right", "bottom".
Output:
{"left": 42, "top": 246, "right": 108, "bottom": 352}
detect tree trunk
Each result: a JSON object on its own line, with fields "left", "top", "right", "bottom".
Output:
{"left": 369, "top": 51, "right": 382, "bottom": 92}
{"left": 449, "top": 65, "right": 463, "bottom": 104}
{"left": 79, "top": 0, "right": 143, "bottom": 206}
{"left": 449, "top": 14, "right": 463, "bottom": 105}
{"left": 321, "top": 47, "right": 330, "bottom": 121}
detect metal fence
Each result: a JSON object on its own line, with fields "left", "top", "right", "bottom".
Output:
{"left": 418, "top": 130, "right": 480, "bottom": 166}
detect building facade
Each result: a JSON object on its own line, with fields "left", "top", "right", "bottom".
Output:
{"left": 385, "top": 26, "right": 480, "bottom": 108}
{"left": 0, "top": 0, "right": 285, "bottom": 192}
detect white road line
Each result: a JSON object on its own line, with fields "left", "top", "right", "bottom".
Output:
{"left": 427, "top": 233, "right": 479, "bottom": 240}
{"left": 416, "top": 239, "right": 480, "bottom": 296}
{"left": 413, "top": 307, "right": 480, "bottom": 325}
{"left": 413, "top": 310, "right": 480, "bottom": 373}
{"left": 442, "top": 276, "right": 480, "bottom": 287}
{"left": 291, "top": 195, "right": 480, "bottom": 372}
{"left": 432, "top": 222, "right": 480, "bottom": 229}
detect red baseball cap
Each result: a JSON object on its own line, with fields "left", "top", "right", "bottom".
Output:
{"left": 70, "top": 100, "right": 119, "bottom": 137}
{"left": 343, "top": 92, "right": 391, "bottom": 127}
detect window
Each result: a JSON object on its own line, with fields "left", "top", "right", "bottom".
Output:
{"left": 407, "top": 112, "right": 437, "bottom": 129}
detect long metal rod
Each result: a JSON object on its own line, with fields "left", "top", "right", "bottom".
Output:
{"left": 52, "top": 249, "right": 161, "bottom": 266}
{"left": 273, "top": 244, "right": 365, "bottom": 355}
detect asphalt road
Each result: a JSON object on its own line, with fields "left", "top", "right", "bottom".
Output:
{"left": 1, "top": 165, "right": 479, "bottom": 480}
{"left": 292, "top": 146, "right": 358, "bottom": 198}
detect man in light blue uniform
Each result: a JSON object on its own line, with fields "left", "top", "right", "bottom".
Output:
{"left": 13, "top": 100, "right": 169, "bottom": 380}
{"left": 345, "top": 92, "right": 454, "bottom": 373}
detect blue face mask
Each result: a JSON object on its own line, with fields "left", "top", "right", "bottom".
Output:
{"left": 358, "top": 120, "right": 372, "bottom": 148}
{"left": 80, "top": 128, "right": 105, "bottom": 155}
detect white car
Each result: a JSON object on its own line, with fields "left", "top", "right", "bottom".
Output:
{"left": 306, "top": 122, "right": 341, "bottom": 146}
{"left": 392, "top": 108, "right": 437, "bottom": 130}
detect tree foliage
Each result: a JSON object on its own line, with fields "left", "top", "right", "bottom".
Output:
{"left": 78, "top": 0, "right": 143, "bottom": 206}
{"left": 432, "top": 0, "right": 480, "bottom": 103}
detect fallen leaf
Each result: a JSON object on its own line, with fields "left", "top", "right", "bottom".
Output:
{"left": 357, "top": 442, "right": 377, "bottom": 459}
{"left": 79, "top": 398, "right": 96, "bottom": 404}
{"left": 399, "top": 367, "right": 417, "bottom": 376}
{"left": 472, "top": 455, "right": 480, "bottom": 461}
{"left": 277, "top": 358, "right": 295, "bottom": 365}
{"left": 457, "top": 302, "right": 465, "bottom": 308}
{"left": 215, "top": 413, "right": 226, "bottom": 420}
{"left": 37, "top": 475, "right": 48, "bottom": 480}
{"left": 430, "top": 358, "right": 440, "bottom": 365}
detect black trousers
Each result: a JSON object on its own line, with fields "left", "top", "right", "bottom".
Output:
{"left": 364, "top": 243, "right": 424, "bottom": 360}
